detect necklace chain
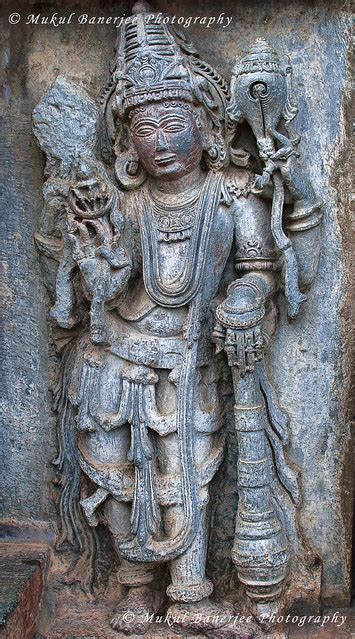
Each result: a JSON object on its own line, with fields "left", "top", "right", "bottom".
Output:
{"left": 148, "top": 185, "right": 200, "bottom": 233}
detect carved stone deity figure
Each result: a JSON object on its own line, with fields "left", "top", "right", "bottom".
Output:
{"left": 33, "top": 4, "right": 323, "bottom": 637}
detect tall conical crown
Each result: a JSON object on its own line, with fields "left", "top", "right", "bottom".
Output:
{"left": 99, "top": 2, "right": 230, "bottom": 165}
{"left": 115, "top": 7, "right": 195, "bottom": 113}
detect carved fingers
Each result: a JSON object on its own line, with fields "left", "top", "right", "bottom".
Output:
{"left": 257, "top": 138, "right": 275, "bottom": 162}
{"left": 66, "top": 218, "right": 94, "bottom": 262}
{"left": 268, "top": 128, "right": 300, "bottom": 162}
{"left": 253, "top": 128, "right": 301, "bottom": 194}
{"left": 66, "top": 213, "right": 109, "bottom": 257}
{"left": 64, "top": 203, "right": 131, "bottom": 301}
{"left": 87, "top": 217, "right": 113, "bottom": 245}
{"left": 213, "top": 280, "right": 267, "bottom": 374}
{"left": 68, "top": 178, "right": 113, "bottom": 219}
{"left": 212, "top": 321, "right": 226, "bottom": 355}
{"left": 213, "top": 322, "right": 265, "bottom": 375}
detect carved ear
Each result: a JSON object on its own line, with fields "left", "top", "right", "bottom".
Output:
{"left": 211, "top": 140, "right": 228, "bottom": 171}
{"left": 197, "top": 107, "right": 228, "bottom": 171}
{"left": 114, "top": 151, "right": 147, "bottom": 190}
{"left": 194, "top": 108, "right": 204, "bottom": 131}
{"left": 204, "top": 133, "right": 228, "bottom": 171}
{"left": 113, "top": 123, "right": 147, "bottom": 190}
{"left": 196, "top": 106, "right": 210, "bottom": 137}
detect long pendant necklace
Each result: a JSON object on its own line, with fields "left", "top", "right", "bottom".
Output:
{"left": 139, "top": 171, "right": 223, "bottom": 307}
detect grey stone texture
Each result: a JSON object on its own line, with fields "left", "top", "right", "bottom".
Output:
{"left": 0, "top": 0, "right": 352, "bottom": 612}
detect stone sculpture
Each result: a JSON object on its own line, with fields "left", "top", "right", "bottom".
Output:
{"left": 33, "top": 4, "right": 323, "bottom": 636}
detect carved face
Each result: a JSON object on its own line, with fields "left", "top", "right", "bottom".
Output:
{"left": 130, "top": 102, "right": 203, "bottom": 179}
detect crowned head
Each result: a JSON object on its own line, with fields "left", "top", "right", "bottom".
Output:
{"left": 106, "top": 6, "right": 230, "bottom": 186}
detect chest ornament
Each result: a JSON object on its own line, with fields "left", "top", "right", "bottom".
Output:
{"left": 148, "top": 187, "right": 200, "bottom": 243}
{"left": 138, "top": 172, "right": 223, "bottom": 307}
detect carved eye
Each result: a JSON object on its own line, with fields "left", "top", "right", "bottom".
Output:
{"left": 134, "top": 125, "right": 156, "bottom": 137}
{"left": 162, "top": 122, "right": 186, "bottom": 133}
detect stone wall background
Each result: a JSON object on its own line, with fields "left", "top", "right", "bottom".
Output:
{"left": 0, "top": 0, "right": 352, "bottom": 606}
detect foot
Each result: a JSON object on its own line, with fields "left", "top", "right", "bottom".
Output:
{"left": 110, "top": 585, "right": 165, "bottom": 635}
{"left": 167, "top": 599, "right": 258, "bottom": 638}
{"left": 167, "top": 598, "right": 233, "bottom": 634}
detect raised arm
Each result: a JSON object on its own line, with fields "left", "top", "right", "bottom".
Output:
{"left": 281, "top": 156, "right": 323, "bottom": 289}
{"left": 62, "top": 161, "right": 133, "bottom": 344}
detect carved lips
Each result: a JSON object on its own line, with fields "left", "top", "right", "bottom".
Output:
{"left": 154, "top": 153, "right": 177, "bottom": 166}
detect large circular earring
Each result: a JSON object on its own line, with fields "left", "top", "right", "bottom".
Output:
{"left": 114, "top": 150, "right": 147, "bottom": 190}
{"left": 204, "top": 134, "right": 228, "bottom": 171}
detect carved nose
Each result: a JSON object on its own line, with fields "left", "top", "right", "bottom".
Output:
{"left": 156, "top": 129, "right": 168, "bottom": 152}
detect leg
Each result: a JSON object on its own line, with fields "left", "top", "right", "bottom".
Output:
{"left": 104, "top": 492, "right": 165, "bottom": 634}
{"left": 157, "top": 430, "right": 214, "bottom": 604}
{"left": 165, "top": 500, "right": 256, "bottom": 638}
{"left": 165, "top": 503, "right": 237, "bottom": 635}
{"left": 104, "top": 498, "right": 157, "bottom": 587}
{"left": 156, "top": 431, "right": 228, "bottom": 632}
{"left": 166, "top": 504, "right": 213, "bottom": 604}
{"left": 158, "top": 424, "right": 255, "bottom": 637}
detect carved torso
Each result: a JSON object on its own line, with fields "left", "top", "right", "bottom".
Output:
{"left": 116, "top": 175, "right": 235, "bottom": 341}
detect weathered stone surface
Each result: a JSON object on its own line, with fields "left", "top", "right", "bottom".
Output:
{"left": 0, "top": 1, "right": 353, "bottom": 637}
{"left": 0, "top": 542, "right": 48, "bottom": 638}
{"left": 32, "top": 76, "right": 99, "bottom": 175}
